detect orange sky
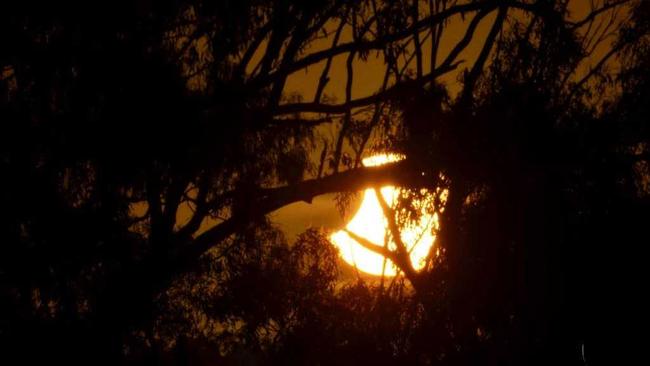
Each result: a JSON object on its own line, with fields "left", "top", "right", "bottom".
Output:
{"left": 271, "top": 1, "right": 626, "bottom": 240}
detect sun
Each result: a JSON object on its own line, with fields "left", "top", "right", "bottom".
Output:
{"left": 330, "top": 154, "right": 438, "bottom": 276}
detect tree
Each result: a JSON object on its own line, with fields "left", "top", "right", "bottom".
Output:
{"left": 1, "top": 0, "right": 646, "bottom": 364}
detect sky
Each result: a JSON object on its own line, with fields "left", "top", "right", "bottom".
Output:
{"left": 269, "top": 1, "right": 621, "bottom": 242}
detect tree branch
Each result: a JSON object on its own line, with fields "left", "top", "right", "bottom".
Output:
{"left": 459, "top": 5, "right": 508, "bottom": 107}
{"left": 273, "top": 64, "right": 460, "bottom": 115}
{"left": 343, "top": 229, "right": 398, "bottom": 263}
{"left": 314, "top": 17, "right": 347, "bottom": 103}
{"left": 331, "top": 46, "right": 356, "bottom": 173}
{"left": 437, "top": 8, "right": 492, "bottom": 73}
{"left": 569, "top": 0, "right": 631, "bottom": 29}
{"left": 374, "top": 188, "right": 418, "bottom": 280}
{"left": 254, "top": 2, "right": 502, "bottom": 87}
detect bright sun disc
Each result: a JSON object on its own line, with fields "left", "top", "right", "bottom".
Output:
{"left": 330, "top": 154, "right": 438, "bottom": 276}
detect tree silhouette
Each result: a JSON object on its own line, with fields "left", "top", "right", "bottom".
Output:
{"left": 1, "top": 0, "right": 648, "bottom": 364}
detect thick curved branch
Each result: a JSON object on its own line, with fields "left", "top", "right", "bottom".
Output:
{"left": 253, "top": 1, "right": 542, "bottom": 88}
{"left": 183, "top": 159, "right": 440, "bottom": 267}
{"left": 254, "top": 2, "right": 501, "bottom": 87}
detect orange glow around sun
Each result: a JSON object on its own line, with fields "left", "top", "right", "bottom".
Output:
{"left": 331, "top": 154, "right": 439, "bottom": 276}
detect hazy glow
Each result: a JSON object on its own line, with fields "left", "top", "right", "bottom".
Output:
{"left": 331, "top": 154, "right": 438, "bottom": 276}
